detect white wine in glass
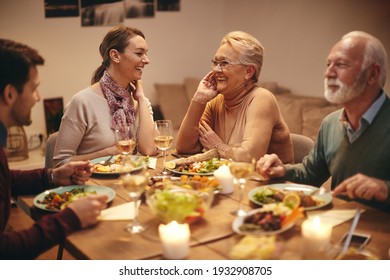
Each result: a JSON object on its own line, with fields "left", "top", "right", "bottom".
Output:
{"left": 153, "top": 120, "right": 173, "bottom": 176}
{"left": 229, "top": 152, "right": 255, "bottom": 216}
{"left": 115, "top": 125, "right": 136, "bottom": 167}
{"left": 116, "top": 139, "right": 136, "bottom": 155}
{"left": 121, "top": 159, "right": 148, "bottom": 234}
{"left": 154, "top": 135, "right": 173, "bottom": 150}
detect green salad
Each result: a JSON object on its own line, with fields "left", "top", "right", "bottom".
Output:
{"left": 148, "top": 189, "right": 203, "bottom": 223}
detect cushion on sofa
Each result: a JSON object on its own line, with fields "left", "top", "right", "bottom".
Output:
{"left": 274, "top": 94, "right": 303, "bottom": 134}
{"left": 184, "top": 77, "right": 200, "bottom": 101}
{"left": 275, "top": 94, "right": 332, "bottom": 137}
{"left": 154, "top": 83, "right": 189, "bottom": 129}
{"left": 302, "top": 105, "right": 341, "bottom": 141}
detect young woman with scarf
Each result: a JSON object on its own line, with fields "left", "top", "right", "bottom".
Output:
{"left": 53, "top": 25, "right": 157, "bottom": 167}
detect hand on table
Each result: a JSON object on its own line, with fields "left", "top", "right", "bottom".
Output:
{"left": 256, "top": 153, "right": 285, "bottom": 180}
{"left": 333, "top": 173, "right": 389, "bottom": 202}
{"left": 52, "top": 161, "right": 93, "bottom": 186}
{"left": 68, "top": 194, "right": 108, "bottom": 228}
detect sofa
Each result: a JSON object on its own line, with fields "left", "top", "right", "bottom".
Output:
{"left": 154, "top": 78, "right": 341, "bottom": 145}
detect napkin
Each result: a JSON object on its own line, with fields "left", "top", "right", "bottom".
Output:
{"left": 148, "top": 157, "right": 157, "bottom": 170}
{"left": 307, "top": 209, "right": 365, "bottom": 228}
{"left": 98, "top": 201, "right": 141, "bottom": 221}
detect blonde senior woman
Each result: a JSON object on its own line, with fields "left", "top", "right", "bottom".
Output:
{"left": 176, "top": 31, "right": 293, "bottom": 163}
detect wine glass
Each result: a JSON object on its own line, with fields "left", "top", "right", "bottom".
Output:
{"left": 115, "top": 125, "right": 136, "bottom": 168}
{"left": 121, "top": 158, "right": 148, "bottom": 234}
{"left": 228, "top": 151, "right": 255, "bottom": 216}
{"left": 153, "top": 120, "right": 173, "bottom": 176}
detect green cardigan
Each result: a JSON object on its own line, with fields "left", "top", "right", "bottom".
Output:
{"left": 284, "top": 95, "right": 390, "bottom": 212}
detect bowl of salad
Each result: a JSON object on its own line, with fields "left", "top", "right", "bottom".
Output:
{"left": 146, "top": 181, "right": 214, "bottom": 224}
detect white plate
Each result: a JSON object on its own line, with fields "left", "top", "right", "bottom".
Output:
{"left": 165, "top": 158, "right": 218, "bottom": 176}
{"left": 248, "top": 183, "right": 332, "bottom": 211}
{"left": 33, "top": 185, "right": 116, "bottom": 212}
{"left": 232, "top": 208, "right": 295, "bottom": 235}
{"left": 91, "top": 155, "right": 144, "bottom": 175}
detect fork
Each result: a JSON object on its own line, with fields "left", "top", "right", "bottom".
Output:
{"left": 100, "top": 155, "right": 114, "bottom": 166}
{"left": 309, "top": 186, "right": 328, "bottom": 196}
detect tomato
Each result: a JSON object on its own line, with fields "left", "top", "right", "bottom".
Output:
{"left": 52, "top": 194, "right": 63, "bottom": 204}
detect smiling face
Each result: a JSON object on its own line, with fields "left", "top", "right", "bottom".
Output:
{"left": 212, "top": 44, "right": 249, "bottom": 94}
{"left": 10, "top": 66, "right": 41, "bottom": 126}
{"left": 112, "top": 35, "right": 150, "bottom": 87}
{"left": 324, "top": 38, "right": 368, "bottom": 104}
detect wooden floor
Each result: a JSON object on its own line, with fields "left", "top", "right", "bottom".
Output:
{"left": 6, "top": 205, "right": 75, "bottom": 260}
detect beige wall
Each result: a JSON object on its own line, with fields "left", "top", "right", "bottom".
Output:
{"left": 1, "top": 0, "right": 389, "bottom": 138}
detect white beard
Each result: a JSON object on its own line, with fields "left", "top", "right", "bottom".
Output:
{"left": 324, "top": 76, "right": 366, "bottom": 104}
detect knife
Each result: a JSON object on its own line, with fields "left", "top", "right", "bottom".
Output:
{"left": 340, "top": 208, "right": 361, "bottom": 256}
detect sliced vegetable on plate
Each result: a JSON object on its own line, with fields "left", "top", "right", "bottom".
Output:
{"left": 248, "top": 183, "right": 332, "bottom": 210}
{"left": 232, "top": 202, "right": 305, "bottom": 235}
{"left": 34, "top": 185, "right": 116, "bottom": 212}
{"left": 91, "top": 155, "right": 149, "bottom": 174}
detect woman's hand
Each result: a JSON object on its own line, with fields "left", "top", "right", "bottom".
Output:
{"left": 192, "top": 71, "right": 219, "bottom": 104}
{"left": 131, "top": 80, "right": 146, "bottom": 102}
{"left": 199, "top": 121, "right": 223, "bottom": 150}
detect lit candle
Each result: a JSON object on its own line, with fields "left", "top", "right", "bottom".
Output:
{"left": 301, "top": 216, "right": 332, "bottom": 259}
{"left": 159, "top": 221, "right": 190, "bottom": 259}
{"left": 213, "top": 164, "right": 234, "bottom": 194}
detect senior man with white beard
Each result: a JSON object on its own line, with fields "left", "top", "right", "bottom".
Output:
{"left": 256, "top": 31, "right": 390, "bottom": 212}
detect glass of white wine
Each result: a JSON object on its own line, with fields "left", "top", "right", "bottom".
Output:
{"left": 229, "top": 151, "right": 255, "bottom": 216}
{"left": 115, "top": 125, "right": 136, "bottom": 168}
{"left": 121, "top": 158, "right": 148, "bottom": 234}
{"left": 153, "top": 120, "right": 173, "bottom": 176}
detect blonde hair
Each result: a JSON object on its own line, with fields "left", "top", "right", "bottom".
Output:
{"left": 220, "top": 31, "right": 264, "bottom": 82}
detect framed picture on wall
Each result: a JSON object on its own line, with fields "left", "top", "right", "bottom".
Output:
{"left": 81, "top": 0, "right": 124, "bottom": 26}
{"left": 157, "top": 0, "right": 180, "bottom": 11}
{"left": 43, "top": 97, "right": 64, "bottom": 136}
{"left": 44, "top": 0, "right": 79, "bottom": 18}
{"left": 125, "top": 0, "right": 155, "bottom": 18}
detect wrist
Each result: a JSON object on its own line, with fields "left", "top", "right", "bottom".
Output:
{"left": 192, "top": 95, "right": 208, "bottom": 105}
{"left": 47, "top": 168, "right": 56, "bottom": 187}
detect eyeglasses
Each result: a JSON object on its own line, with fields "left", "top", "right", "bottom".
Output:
{"left": 211, "top": 59, "right": 243, "bottom": 70}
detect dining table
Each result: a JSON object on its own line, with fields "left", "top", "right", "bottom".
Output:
{"left": 15, "top": 151, "right": 390, "bottom": 260}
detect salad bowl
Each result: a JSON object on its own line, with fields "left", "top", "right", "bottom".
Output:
{"left": 146, "top": 181, "right": 214, "bottom": 224}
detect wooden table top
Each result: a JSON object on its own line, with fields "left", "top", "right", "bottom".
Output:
{"left": 16, "top": 151, "right": 390, "bottom": 260}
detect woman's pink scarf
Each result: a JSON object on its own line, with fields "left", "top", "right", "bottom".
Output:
{"left": 100, "top": 70, "right": 136, "bottom": 130}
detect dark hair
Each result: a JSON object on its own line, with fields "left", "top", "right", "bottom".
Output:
{"left": 91, "top": 25, "right": 145, "bottom": 84}
{"left": 0, "top": 39, "right": 44, "bottom": 95}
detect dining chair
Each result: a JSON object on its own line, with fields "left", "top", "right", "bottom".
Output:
{"left": 45, "top": 131, "right": 58, "bottom": 168}
{"left": 291, "top": 133, "right": 315, "bottom": 163}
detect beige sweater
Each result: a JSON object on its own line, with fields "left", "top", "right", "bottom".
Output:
{"left": 53, "top": 87, "right": 153, "bottom": 167}
{"left": 176, "top": 86, "right": 293, "bottom": 163}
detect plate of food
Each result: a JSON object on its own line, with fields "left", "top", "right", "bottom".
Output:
{"left": 34, "top": 185, "right": 116, "bottom": 212}
{"left": 248, "top": 183, "right": 332, "bottom": 211}
{"left": 165, "top": 158, "right": 224, "bottom": 176}
{"left": 91, "top": 155, "right": 147, "bottom": 175}
{"left": 232, "top": 203, "right": 304, "bottom": 235}
{"left": 165, "top": 149, "right": 226, "bottom": 176}
{"left": 148, "top": 174, "right": 222, "bottom": 194}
